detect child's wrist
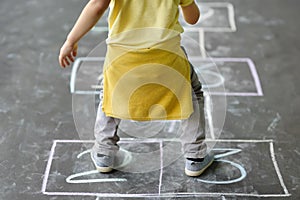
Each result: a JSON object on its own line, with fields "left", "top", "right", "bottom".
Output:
{"left": 66, "top": 37, "right": 77, "bottom": 46}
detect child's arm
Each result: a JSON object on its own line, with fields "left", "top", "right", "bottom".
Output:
{"left": 59, "top": 0, "right": 111, "bottom": 68}
{"left": 181, "top": 1, "right": 200, "bottom": 25}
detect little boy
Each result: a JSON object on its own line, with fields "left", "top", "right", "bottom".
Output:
{"left": 59, "top": 0, "right": 214, "bottom": 177}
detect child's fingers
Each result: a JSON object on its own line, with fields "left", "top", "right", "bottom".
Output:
{"left": 59, "top": 42, "right": 77, "bottom": 68}
{"left": 59, "top": 56, "right": 65, "bottom": 68}
{"left": 68, "top": 55, "right": 75, "bottom": 62}
{"left": 64, "top": 57, "right": 70, "bottom": 66}
{"left": 60, "top": 56, "right": 69, "bottom": 68}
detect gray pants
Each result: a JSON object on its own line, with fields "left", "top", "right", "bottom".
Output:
{"left": 93, "top": 62, "right": 207, "bottom": 159}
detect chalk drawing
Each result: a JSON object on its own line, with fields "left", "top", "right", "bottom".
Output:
{"left": 66, "top": 147, "right": 246, "bottom": 185}
{"left": 66, "top": 170, "right": 127, "bottom": 184}
{"left": 267, "top": 113, "right": 281, "bottom": 132}
{"left": 197, "top": 148, "right": 247, "bottom": 184}
{"left": 198, "top": 159, "right": 247, "bottom": 184}
{"left": 42, "top": 139, "right": 290, "bottom": 198}
{"left": 65, "top": 148, "right": 133, "bottom": 184}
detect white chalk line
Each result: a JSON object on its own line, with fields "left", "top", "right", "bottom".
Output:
{"left": 199, "top": 29, "right": 206, "bottom": 58}
{"left": 246, "top": 58, "right": 264, "bottom": 96}
{"left": 53, "top": 138, "right": 275, "bottom": 144}
{"left": 53, "top": 138, "right": 274, "bottom": 144}
{"left": 196, "top": 148, "right": 247, "bottom": 185}
{"left": 197, "top": 159, "right": 247, "bottom": 184}
{"left": 270, "top": 142, "right": 290, "bottom": 195}
{"left": 227, "top": 3, "right": 237, "bottom": 32}
{"left": 188, "top": 57, "right": 251, "bottom": 62}
{"left": 209, "top": 92, "right": 261, "bottom": 96}
{"left": 41, "top": 141, "right": 57, "bottom": 193}
{"left": 43, "top": 191, "right": 291, "bottom": 198}
{"left": 166, "top": 120, "right": 180, "bottom": 133}
{"left": 206, "top": 94, "right": 215, "bottom": 139}
{"left": 158, "top": 141, "right": 163, "bottom": 195}
{"left": 201, "top": 71, "right": 225, "bottom": 89}
{"left": 66, "top": 170, "right": 127, "bottom": 184}
{"left": 213, "top": 148, "right": 242, "bottom": 159}
{"left": 199, "top": 6, "right": 215, "bottom": 22}
{"left": 77, "top": 149, "right": 91, "bottom": 158}
{"left": 197, "top": 2, "right": 237, "bottom": 33}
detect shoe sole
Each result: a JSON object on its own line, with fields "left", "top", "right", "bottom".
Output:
{"left": 90, "top": 153, "right": 113, "bottom": 173}
{"left": 95, "top": 166, "right": 113, "bottom": 173}
{"left": 185, "top": 158, "right": 214, "bottom": 177}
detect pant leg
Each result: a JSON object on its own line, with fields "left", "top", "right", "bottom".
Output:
{"left": 92, "top": 89, "right": 121, "bottom": 157}
{"left": 180, "top": 61, "right": 207, "bottom": 159}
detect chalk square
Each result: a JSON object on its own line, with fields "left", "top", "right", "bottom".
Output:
{"left": 160, "top": 140, "right": 287, "bottom": 197}
{"left": 71, "top": 58, "right": 105, "bottom": 94}
{"left": 70, "top": 57, "right": 263, "bottom": 97}
{"left": 181, "top": 2, "right": 237, "bottom": 32}
{"left": 42, "top": 140, "right": 161, "bottom": 196}
{"left": 189, "top": 57, "right": 263, "bottom": 96}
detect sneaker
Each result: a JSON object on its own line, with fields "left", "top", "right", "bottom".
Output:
{"left": 90, "top": 151, "right": 114, "bottom": 173}
{"left": 185, "top": 152, "right": 214, "bottom": 177}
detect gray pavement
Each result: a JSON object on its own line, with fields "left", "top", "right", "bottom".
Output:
{"left": 0, "top": 0, "right": 299, "bottom": 199}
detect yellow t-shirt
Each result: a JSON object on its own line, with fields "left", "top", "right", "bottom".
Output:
{"left": 106, "top": 0, "right": 194, "bottom": 47}
{"left": 108, "top": 0, "right": 194, "bottom": 37}
{"left": 102, "top": 0, "right": 194, "bottom": 121}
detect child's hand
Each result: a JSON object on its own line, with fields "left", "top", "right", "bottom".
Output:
{"left": 59, "top": 40, "right": 78, "bottom": 68}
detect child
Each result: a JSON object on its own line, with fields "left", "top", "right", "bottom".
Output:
{"left": 59, "top": 0, "right": 214, "bottom": 177}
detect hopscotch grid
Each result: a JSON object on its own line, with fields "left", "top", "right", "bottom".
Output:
{"left": 42, "top": 139, "right": 291, "bottom": 198}
{"left": 55, "top": 0, "right": 284, "bottom": 198}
